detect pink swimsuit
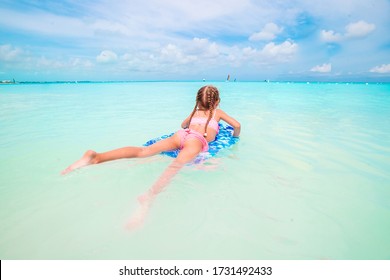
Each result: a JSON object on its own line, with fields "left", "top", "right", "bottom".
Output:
{"left": 190, "top": 117, "right": 219, "bottom": 133}
{"left": 177, "top": 129, "right": 209, "bottom": 152}
{"left": 178, "top": 110, "right": 219, "bottom": 152}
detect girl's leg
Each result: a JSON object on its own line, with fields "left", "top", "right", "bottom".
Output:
{"left": 149, "top": 137, "right": 204, "bottom": 195}
{"left": 134, "top": 138, "right": 204, "bottom": 205}
{"left": 61, "top": 133, "right": 181, "bottom": 175}
{"left": 126, "top": 138, "right": 203, "bottom": 230}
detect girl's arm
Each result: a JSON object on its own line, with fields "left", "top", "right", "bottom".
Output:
{"left": 181, "top": 114, "right": 192, "bottom": 128}
{"left": 218, "top": 109, "right": 241, "bottom": 137}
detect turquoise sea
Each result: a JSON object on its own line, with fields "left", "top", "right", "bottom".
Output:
{"left": 0, "top": 81, "right": 389, "bottom": 259}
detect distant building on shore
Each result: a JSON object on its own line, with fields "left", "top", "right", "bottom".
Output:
{"left": 1, "top": 79, "right": 16, "bottom": 84}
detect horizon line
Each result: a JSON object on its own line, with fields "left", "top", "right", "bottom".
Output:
{"left": 1, "top": 79, "right": 390, "bottom": 84}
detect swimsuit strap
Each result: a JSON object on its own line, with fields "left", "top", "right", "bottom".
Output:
{"left": 196, "top": 109, "right": 217, "bottom": 118}
{"left": 191, "top": 109, "right": 219, "bottom": 137}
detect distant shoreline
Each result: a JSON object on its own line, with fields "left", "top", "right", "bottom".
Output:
{"left": 1, "top": 80, "right": 389, "bottom": 85}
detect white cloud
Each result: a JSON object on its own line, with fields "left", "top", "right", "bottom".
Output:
{"left": 0, "top": 8, "right": 91, "bottom": 38}
{"left": 154, "top": 38, "right": 222, "bottom": 66}
{"left": 311, "top": 63, "right": 332, "bottom": 73}
{"left": 321, "top": 20, "right": 376, "bottom": 43}
{"left": 1, "top": 1, "right": 389, "bottom": 81}
{"left": 0, "top": 44, "right": 24, "bottom": 61}
{"left": 90, "top": 20, "right": 131, "bottom": 36}
{"left": 233, "top": 40, "right": 298, "bottom": 66}
{"left": 320, "top": 30, "right": 342, "bottom": 43}
{"left": 249, "top": 23, "right": 283, "bottom": 41}
{"left": 71, "top": 58, "right": 93, "bottom": 68}
{"left": 0, "top": 43, "right": 95, "bottom": 73}
{"left": 36, "top": 56, "right": 66, "bottom": 69}
{"left": 96, "top": 50, "right": 118, "bottom": 63}
{"left": 156, "top": 0, "right": 252, "bottom": 22}
{"left": 242, "top": 47, "right": 257, "bottom": 57}
{"left": 345, "top": 20, "right": 376, "bottom": 38}
{"left": 369, "top": 64, "right": 390, "bottom": 74}
{"left": 261, "top": 40, "right": 298, "bottom": 59}
{"left": 118, "top": 38, "right": 222, "bottom": 73}
{"left": 161, "top": 44, "right": 181, "bottom": 59}
{"left": 160, "top": 44, "right": 197, "bottom": 64}
{"left": 188, "top": 38, "right": 220, "bottom": 58}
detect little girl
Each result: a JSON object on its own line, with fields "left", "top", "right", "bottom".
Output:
{"left": 61, "top": 85, "right": 241, "bottom": 228}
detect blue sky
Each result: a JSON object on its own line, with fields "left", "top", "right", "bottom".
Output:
{"left": 1, "top": 0, "right": 390, "bottom": 81}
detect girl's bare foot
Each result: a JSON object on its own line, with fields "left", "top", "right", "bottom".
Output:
{"left": 125, "top": 200, "right": 151, "bottom": 230}
{"left": 61, "top": 150, "right": 97, "bottom": 175}
{"left": 125, "top": 192, "right": 155, "bottom": 230}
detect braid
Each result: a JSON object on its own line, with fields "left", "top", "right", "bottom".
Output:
{"left": 188, "top": 85, "right": 220, "bottom": 137}
{"left": 187, "top": 101, "right": 198, "bottom": 128}
{"left": 204, "top": 91, "right": 213, "bottom": 137}
{"left": 187, "top": 88, "right": 203, "bottom": 128}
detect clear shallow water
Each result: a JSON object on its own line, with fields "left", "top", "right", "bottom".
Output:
{"left": 0, "top": 81, "right": 389, "bottom": 259}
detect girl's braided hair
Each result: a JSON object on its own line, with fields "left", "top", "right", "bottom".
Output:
{"left": 187, "top": 85, "right": 220, "bottom": 137}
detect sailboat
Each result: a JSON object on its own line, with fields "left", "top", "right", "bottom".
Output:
{"left": 226, "top": 74, "right": 230, "bottom": 82}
